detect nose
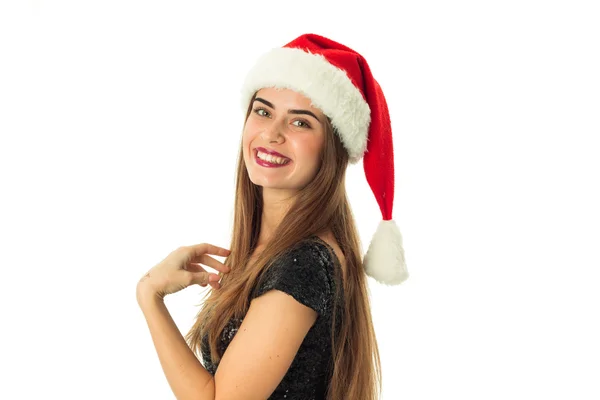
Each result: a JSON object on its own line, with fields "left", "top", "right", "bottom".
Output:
{"left": 260, "top": 123, "right": 285, "bottom": 144}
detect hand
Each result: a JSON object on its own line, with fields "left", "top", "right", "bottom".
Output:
{"left": 137, "top": 243, "right": 231, "bottom": 300}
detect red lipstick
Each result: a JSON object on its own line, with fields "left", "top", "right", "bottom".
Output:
{"left": 255, "top": 147, "right": 291, "bottom": 160}
{"left": 254, "top": 148, "right": 292, "bottom": 168}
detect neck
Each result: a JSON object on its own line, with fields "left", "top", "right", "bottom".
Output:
{"left": 257, "top": 187, "right": 297, "bottom": 246}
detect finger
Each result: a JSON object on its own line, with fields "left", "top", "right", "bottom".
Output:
{"left": 190, "top": 271, "right": 210, "bottom": 287}
{"left": 199, "top": 280, "right": 220, "bottom": 289}
{"left": 208, "top": 273, "right": 222, "bottom": 290}
{"left": 185, "top": 263, "right": 206, "bottom": 273}
{"left": 187, "top": 244, "right": 231, "bottom": 273}
{"left": 192, "top": 243, "right": 231, "bottom": 257}
{"left": 188, "top": 256, "right": 231, "bottom": 274}
{"left": 192, "top": 271, "right": 222, "bottom": 286}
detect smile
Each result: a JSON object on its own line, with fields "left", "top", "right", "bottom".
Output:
{"left": 254, "top": 149, "right": 292, "bottom": 168}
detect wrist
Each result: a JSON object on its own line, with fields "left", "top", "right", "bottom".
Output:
{"left": 136, "top": 281, "right": 163, "bottom": 307}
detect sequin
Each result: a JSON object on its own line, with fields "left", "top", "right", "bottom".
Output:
{"left": 200, "top": 235, "right": 344, "bottom": 399}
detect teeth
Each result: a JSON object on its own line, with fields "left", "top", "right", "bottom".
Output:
{"left": 257, "top": 151, "right": 289, "bottom": 165}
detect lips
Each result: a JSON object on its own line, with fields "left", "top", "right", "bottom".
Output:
{"left": 254, "top": 147, "right": 291, "bottom": 161}
{"left": 254, "top": 148, "right": 292, "bottom": 167}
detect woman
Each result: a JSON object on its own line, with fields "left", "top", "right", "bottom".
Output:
{"left": 137, "top": 33, "right": 408, "bottom": 400}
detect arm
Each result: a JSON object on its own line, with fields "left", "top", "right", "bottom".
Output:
{"left": 210, "top": 243, "right": 330, "bottom": 399}
{"left": 211, "top": 289, "right": 318, "bottom": 399}
{"left": 137, "top": 286, "right": 215, "bottom": 400}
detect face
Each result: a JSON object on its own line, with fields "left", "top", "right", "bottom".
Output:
{"left": 242, "top": 87, "right": 327, "bottom": 193}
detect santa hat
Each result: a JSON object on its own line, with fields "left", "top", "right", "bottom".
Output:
{"left": 240, "top": 33, "right": 408, "bottom": 286}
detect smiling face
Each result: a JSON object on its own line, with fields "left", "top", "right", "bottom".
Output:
{"left": 242, "top": 87, "right": 327, "bottom": 192}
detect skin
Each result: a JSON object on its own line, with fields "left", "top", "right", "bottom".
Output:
{"left": 242, "top": 87, "right": 327, "bottom": 247}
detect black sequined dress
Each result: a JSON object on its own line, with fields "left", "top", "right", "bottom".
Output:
{"left": 200, "top": 235, "right": 344, "bottom": 399}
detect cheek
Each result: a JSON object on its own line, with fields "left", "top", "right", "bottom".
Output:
{"left": 242, "top": 127, "right": 259, "bottom": 159}
{"left": 243, "top": 118, "right": 261, "bottom": 140}
{"left": 294, "top": 137, "right": 323, "bottom": 160}
{"left": 244, "top": 115, "right": 262, "bottom": 130}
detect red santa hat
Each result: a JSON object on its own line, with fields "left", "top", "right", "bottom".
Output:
{"left": 240, "top": 33, "right": 408, "bottom": 286}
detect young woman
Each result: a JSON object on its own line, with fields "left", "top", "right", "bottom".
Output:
{"left": 137, "top": 33, "right": 408, "bottom": 400}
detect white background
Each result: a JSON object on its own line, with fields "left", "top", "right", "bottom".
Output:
{"left": 1, "top": 0, "right": 599, "bottom": 399}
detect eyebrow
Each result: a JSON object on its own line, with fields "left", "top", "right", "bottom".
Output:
{"left": 254, "top": 97, "right": 322, "bottom": 124}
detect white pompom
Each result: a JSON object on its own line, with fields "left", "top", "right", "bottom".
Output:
{"left": 363, "top": 219, "right": 409, "bottom": 286}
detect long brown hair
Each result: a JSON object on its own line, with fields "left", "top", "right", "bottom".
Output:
{"left": 185, "top": 92, "right": 383, "bottom": 399}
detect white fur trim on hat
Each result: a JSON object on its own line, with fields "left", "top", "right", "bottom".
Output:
{"left": 363, "top": 219, "right": 409, "bottom": 285}
{"left": 240, "top": 47, "right": 371, "bottom": 164}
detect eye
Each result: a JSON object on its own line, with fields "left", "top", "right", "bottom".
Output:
{"left": 253, "top": 107, "right": 270, "bottom": 117}
{"left": 292, "top": 119, "right": 312, "bottom": 129}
